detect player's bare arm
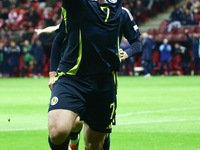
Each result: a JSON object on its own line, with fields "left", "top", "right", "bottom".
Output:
{"left": 35, "top": 26, "right": 58, "bottom": 36}
{"left": 48, "top": 71, "right": 57, "bottom": 91}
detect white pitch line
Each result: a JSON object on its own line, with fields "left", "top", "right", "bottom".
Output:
{"left": 116, "top": 107, "right": 200, "bottom": 117}
{"left": 0, "top": 127, "right": 47, "bottom": 132}
{"left": 117, "top": 118, "right": 200, "bottom": 125}
{"left": 1, "top": 107, "right": 199, "bottom": 132}
{"left": 1, "top": 118, "right": 200, "bottom": 132}
{"left": 117, "top": 113, "right": 133, "bottom": 117}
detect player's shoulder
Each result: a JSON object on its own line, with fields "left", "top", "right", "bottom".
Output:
{"left": 121, "top": 7, "right": 133, "bottom": 21}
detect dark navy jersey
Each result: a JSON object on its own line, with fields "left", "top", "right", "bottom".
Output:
{"left": 119, "top": 7, "right": 140, "bottom": 42}
{"left": 59, "top": 0, "right": 122, "bottom": 75}
{"left": 50, "top": 7, "right": 142, "bottom": 72}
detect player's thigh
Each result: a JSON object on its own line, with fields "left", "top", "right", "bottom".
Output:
{"left": 83, "top": 122, "right": 107, "bottom": 144}
{"left": 48, "top": 109, "right": 78, "bottom": 135}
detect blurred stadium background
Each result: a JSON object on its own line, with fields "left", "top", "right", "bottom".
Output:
{"left": 1, "top": 0, "right": 200, "bottom": 150}
{"left": 0, "top": 0, "right": 199, "bottom": 78}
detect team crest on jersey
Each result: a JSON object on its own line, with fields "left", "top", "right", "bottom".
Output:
{"left": 51, "top": 97, "right": 58, "bottom": 106}
{"left": 108, "top": 0, "right": 117, "bottom": 3}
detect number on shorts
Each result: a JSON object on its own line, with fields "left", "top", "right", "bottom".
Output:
{"left": 110, "top": 102, "right": 115, "bottom": 119}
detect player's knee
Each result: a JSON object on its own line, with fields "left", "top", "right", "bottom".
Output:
{"left": 85, "top": 140, "right": 104, "bottom": 150}
{"left": 72, "top": 120, "right": 83, "bottom": 132}
{"left": 84, "top": 134, "right": 107, "bottom": 150}
{"left": 49, "top": 127, "right": 69, "bottom": 145}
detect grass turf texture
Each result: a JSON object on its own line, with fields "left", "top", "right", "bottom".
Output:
{"left": 0, "top": 76, "right": 200, "bottom": 150}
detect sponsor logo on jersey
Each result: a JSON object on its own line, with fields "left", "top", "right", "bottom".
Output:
{"left": 51, "top": 97, "right": 58, "bottom": 106}
{"left": 108, "top": 0, "right": 117, "bottom": 3}
{"left": 133, "top": 25, "right": 138, "bottom": 31}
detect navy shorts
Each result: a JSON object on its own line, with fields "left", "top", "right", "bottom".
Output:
{"left": 48, "top": 72, "right": 116, "bottom": 133}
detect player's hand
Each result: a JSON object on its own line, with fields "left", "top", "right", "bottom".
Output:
{"left": 34, "top": 29, "right": 43, "bottom": 36}
{"left": 48, "top": 71, "right": 57, "bottom": 91}
{"left": 120, "top": 49, "right": 129, "bottom": 61}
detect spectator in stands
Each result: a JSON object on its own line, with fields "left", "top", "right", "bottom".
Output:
{"left": 18, "top": 24, "right": 29, "bottom": 40}
{"left": 8, "top": 41, "right": 21, "bottom": 77}
{"left": 3, "top": 25, "right": 12, "bottom": 39}
{"left": 1, "top": 0, "right": 11, "bottom": 10}
{"left": 43, "top": 7, "right": 52, "bottom": 19}
{"left": 191, "top": 0, "right": 200, "bottom": 14}
{"left": 185, "top": 29, "right": 200, "bottom": 74}
{"left": 120, "top": 37, "right": 134, "bottom": 76}
{"left": 182, "top": 9, "right": 195, "bottom": 25}
{"left": 10, "top": 32, "right": 23, "bottom": 47}
{"left": 16, "top": 9, "right": 25, "bottom": 23}
{"left": 141, "top": 0, "right": 149, "bottom": 7}
{"left": 145, "top": 0, "right": 155, "bottom": 17}
{"left": 173, "top": 43, "right": 191, "bottom": 75}
{"left": 26, "top": 21, "right": 35, "bottom": 32}
{"left": 1, "top": 41, "right": 9, "bottom": 77}
{"left": 183, "top": 0, "right": 192, "bottom": 10}
{"left": 159, "top": 38, "right": 172, "bottom": 75}
{"left": 7, "top": 4, "right": 18, "bottom": 23}
{"left": 46, "top": 0, "right": 56, "bottom": 7}
{"left": 22, "top": 39, "right": 33, "bottom": 77}
{"left": 0, "top": 18, "right": 6, "bottom": 28}
{"left": 128, "top": 1, "right": 135, "bottom": 15}
{"left": 133, "top": 0, "right": 145, "bottom": 23}
{"left": 170, "top": 4, "right": 184, "bottom": 22}
{"left": 153, "top": 0, "right": 166, "bottom": 12}
{"left": 0, "top": 42, "right": 8, "bottom": 77}
{"left": 22, "top": 0, "right": 32, "bottom": 9}
{"left": 24, "top": 6, "right": 39, "bottom": 26}
{"left": 32, "top": 39, "right": 44, "bottom": 78}
{"left": 141, "top": 32, "right": 153, "bottom": 77}
{"left": 36, "top": 20, "right": 46, "bottom": 29}
{"left": 10, "top": 0, "right": 21, "bottom": 7}
{"left": 45, "top": 13, "right": 58, "bottom": 26}
{"left": 0, "top": 28, "right": 6, "bottom": 40}
{"left": 0, "top": 8, "right": 8, "bottom": 20}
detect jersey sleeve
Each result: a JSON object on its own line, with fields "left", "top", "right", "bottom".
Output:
{"left": 120, "top": 8, "right": 142, "bottom": 57}
{"left": 121, "top": 7, "right": 141, "bottom": 42}
{"left": 50, "top": 20, "right": 66, "bottom": 72}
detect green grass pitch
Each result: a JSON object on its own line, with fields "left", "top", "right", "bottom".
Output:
{"left": 0, "top": 76, "right": 200, "bottom": 150}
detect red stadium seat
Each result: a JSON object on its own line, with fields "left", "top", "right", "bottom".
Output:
{"left": 173, "top": 33, "right": 187, "bottom": 41}
{"left": 196, "top": 27, "right": 200, "bottom": 32}
{"left": 134, "top": 56, "right": 142, "bottom": 67}
{"left": 188, "top": 49, "right": 195, "bottom": 71}
{"left": 153, "top": 34, "right": 164, "bottom": 42}
{"left": 147, "top": 29, "right": 156, "bottom": 36}
{"left": 171, "top": 55, "right": 182, "bottom": 70}
{"left": 176, "top": 27, "right": 185, "bottom": 33}
{"left": 160, "top": 21, "right": 170, "bottom": 27}
{"left": 152, "top": 51, "right": 160, "bottom": 74}
{"left": 187, "top": 26, "right": 197, "bottom": 33}
{"left": 152, "top": 51, "right": 160, "bottom": 63}
{"left": 157, "top": 27, "right": 166, "bottom": 34}
{"left": 19, "top": 55, "right": 24, "bottom": 71}
{"left": 165, "top": 33, "right": 174, "bottom": 41}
